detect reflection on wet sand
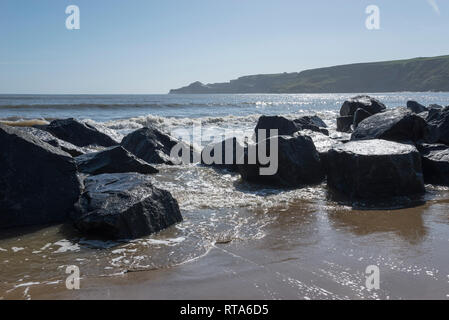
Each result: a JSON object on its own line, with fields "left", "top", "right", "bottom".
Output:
{"left": 252, "top": 200, "right": 322, "bottom": 254}
{"left": 327, "top": 205, "right": 427, "bottom": 244}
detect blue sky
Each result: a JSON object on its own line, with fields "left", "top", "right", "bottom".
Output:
{"left": 0, "top": 0, "right": 448, "bottom": 94}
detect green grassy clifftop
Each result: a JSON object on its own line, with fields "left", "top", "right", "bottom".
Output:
{"left": 170, "top": 55, "right": 449, "bottom": 94}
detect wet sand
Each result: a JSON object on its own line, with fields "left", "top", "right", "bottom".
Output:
{"left": 2, "top": 187, "right": 449, "bottom": 300}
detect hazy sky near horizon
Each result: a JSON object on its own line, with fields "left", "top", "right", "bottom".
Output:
{"left": 1, "top": 0, "right": 448, "bottom": 94}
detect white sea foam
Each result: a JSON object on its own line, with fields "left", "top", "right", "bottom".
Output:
{"left": 143, "top": 237, "right": 186, "bottom": 246}
{"left": 14, "top": 282, "right": 40, "bottom": 288}
{"left": 53, "top": 240, "right": 80, "bottom": 253}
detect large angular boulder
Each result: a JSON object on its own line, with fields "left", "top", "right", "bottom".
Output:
{"left": 407, "top": 101, "right": 428, "bottom": 114}
{"left": 0, "top": 124, "right": 81, "bottom": 229}
{"left": 425, "top": 106, "right": 449, "bottom": 145}
{"left": 417, "top": 144, "right": 449, "bottom": 186}
{"left": 327, "top": 139, "right": 425, "bottom": 200}
{"left": 294, "top": 115, "right": 328, "bottom": 131}
{"left": 42, "top": 118, "right": 118, "bottom": 148}
{"left": 351, "top": 107, "right": 429, "bottom": 143}
{"left": 340, "top": 95, "right": 386, "bottom": 117}
{"left": 18, "top": 126, "right": 89, "bottom": 157}
{"left": 237, "top": 133, "right": 324, "bottom": 187}
{"left": 353, "top": 108, "right": 372, "bottom": 128}
{"left": 201, "top": 137, "right": 243, "bottom": 172}
{"left": 72, "top": 173, "right": 182, "bottom": 240}
{"left": 75, "top": 146, "right": 158, "bottom": 175}
{"left": 427, "top": 107, "right": 442, "bottom": 120}
{"left": 121, "top": 127, "right": 195, "bottom": 165}
{"left": 255, "top": 115, "right": 328, "bottom": 141}
{"left": 336, "top": 116, "right": 354, "bottom": 133}
{"left": 255, "top": 116, "right": 296, "bottom": 139}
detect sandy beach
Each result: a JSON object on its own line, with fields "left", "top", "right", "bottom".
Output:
{"left": 3, "top": 186, "right": 449, "bottom": 300}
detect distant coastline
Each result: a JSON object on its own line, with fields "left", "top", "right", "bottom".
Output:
{"left": 169, "top": 55, "right": 449, "bottom": 94}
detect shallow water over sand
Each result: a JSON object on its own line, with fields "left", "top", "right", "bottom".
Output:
{"left": 1, "top": 172, "right": 449, "bottom": 299}
{"left": 1, "top": 93, "right": 449, "bottom": 299}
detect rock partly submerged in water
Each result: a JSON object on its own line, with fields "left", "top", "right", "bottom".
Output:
{"left": 294, "top": 115, "right": 328, "bottom": 133}
{"left": 121, "top": 127, "right": 197, "bottom": 165}
{"left": 351, "top": 107, "right": 429, "bottom": 143}
{"left": 425, "top": 106, "right": 449, "bottom": 145}
{"left": 72, "top": 173, "right": 182, "bottom": 240}
{"left": 201, "top": 137, "right": 243, "bottom": 172}
{"left": 340, "top": 95, "right": 386, "bottom": 117}
{"left": 237, "top": 133, "right": 325, "bottom": 187}
{"left": 327, "top": 139, "right": 425, "bottom": 202}
{"left": 407, "top": 100, "right": 428, "bottom": 114}
{"left": 41, "top": 118, "right": 119, "bottom": 148}
{"left": 353, "top": 108, "right": 372, "bottom": 128}
{"left": 417, "top": 143, "right": 449, "bottom": 186}
{"left": 0, "top": 124, "right": 82, "bottom": 229}
{"left": 337, "top": 96, "right": 386, "bottom": 133}
{"left": 336, "top": 115, "right": 354, "bottom": 133}
{"left": 75, "top": 146, "right": 158, "bottom": 175}
{"left": 255, "top": 115, "right": 328, "bottom": 141}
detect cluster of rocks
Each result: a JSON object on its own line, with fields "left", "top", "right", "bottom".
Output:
{"left": 255, "top": 115, "right": 329, "bottom": 139}
{"left": 203, "top": 96, "right": 449, "bottom": 205}
{"left": 0, "top": 119, "right": 185, "bottom": 239}
{"left": 343, "top": 98, "right": 449, "bottom": 188}
{"left": 201, "top": 115, "right": 330, "bottom": 187}
{"left": 336, "top": 95, "right": 386, "bottom": 132}
{"left": 2, "top": 96, "right": 449, "bottom": 238}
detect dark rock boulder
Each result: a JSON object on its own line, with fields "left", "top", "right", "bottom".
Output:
{"left": 75, "top": 146, "right": 158, "bottom": 175}
{"left": 340, "top": 95, "right": 386, "bottom": 117}
{"left": 417, "top": 111, "right": 429, "bottom": 121}
{"left": 18, "top": 126, "right": 89, "bottom": 157}
{"left": 429, "top": 104, "right": 443, "bottom": 110}
{"left": 327, "top": 139, "right": 425, "bottom": 200}
{"left": 72, "top": 173, "right": 182, "bottom": 240}
{"left": 351, "top": 107, "right": 429, "bottom": 143}
{"left": 255, "top": 115, "right": 297, "bottom": 138}
{"left": 427, "top": 107, "right": 442, "bottom": 120}
{"left": 353, "top": 108, "right": 372, "bottom": 128}
{"left": 299, "top": 130, "right": 343, "bottom": 174}
{"left": 420, "top": 105, "right": 443, "bottom": 122}
{"left": 337, "top": 96, "right": 385, "bottom": 132}
{"left": 255, "top": 115, "right": 328, "bottom": 141}
{"left": 425, "top": 106, "right": 449, "bottom": 145}
{"left": 83, "top": 120, "right": 123, "bottom": 144}
{"left": 305, "top": 115, "right": 327, "bottom": 128}
{"left": 336, "top": 116, "right": 354, "bottom": 133}
{"left": 0, "top": 124, "right": 81, "bottom": 229}
{"left": 417, "top": 143, "right": 449, "bottom": 186}
{"left": 407, "top": 100, "right": 428, "bottom": 114}
{"left": 237, "top": 133, "right": 324, "bottom": 187}
{"left": 121, "top": 127, "right": 197, "bottom": 165}
{"left": 42, "top": 118, "right": 118, "bottom": 148}
{"left": 201, "top": 137, "right": 244, "bottom": 172}
{"left": 294, "top": 115, "right": 328, "bottom": 134}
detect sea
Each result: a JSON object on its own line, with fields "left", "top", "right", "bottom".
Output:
{"left": 1, "top": 93, "right": 449, "bottom": 299}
